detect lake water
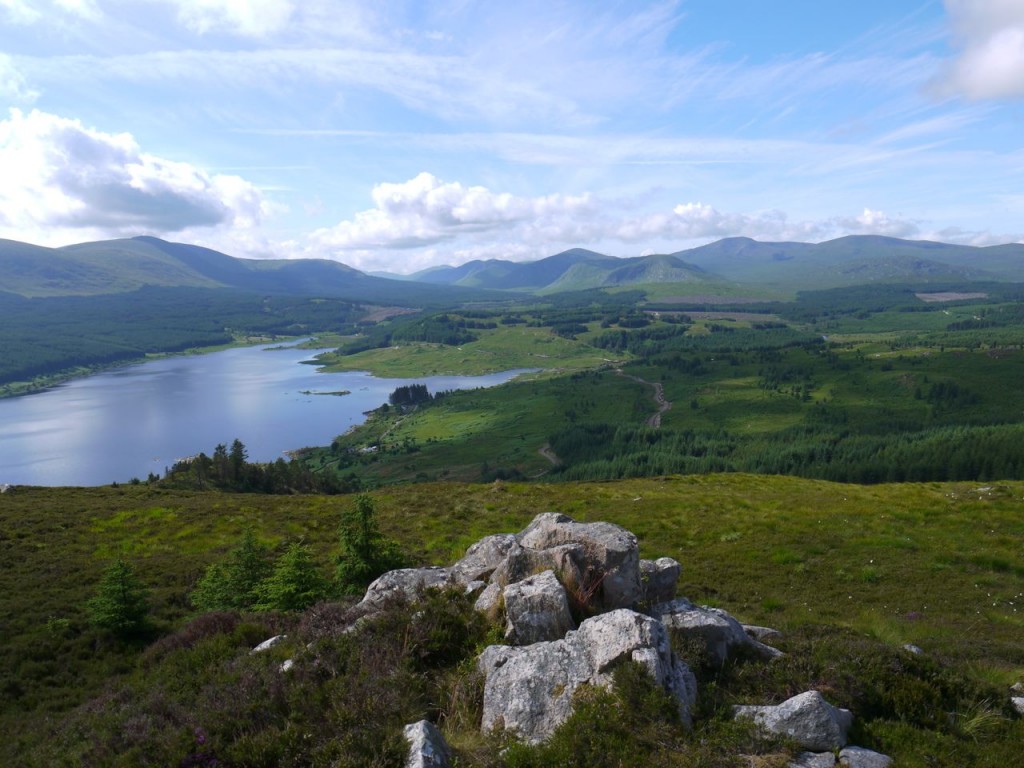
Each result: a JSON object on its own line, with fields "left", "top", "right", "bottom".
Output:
{"left": 0, "top": 343, "right": 532, "bottom": 487}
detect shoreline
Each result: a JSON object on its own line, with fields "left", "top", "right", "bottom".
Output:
{"left": 0, "top": 335, "right": 311, "bottom": 400}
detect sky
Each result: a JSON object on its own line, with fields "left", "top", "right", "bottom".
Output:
{"left": 0, "top": 0, "right": 1023, "bottom": 274}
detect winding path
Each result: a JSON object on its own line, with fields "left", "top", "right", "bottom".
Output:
{"left": 616, "top": 370, "right": 673, "bottom": 428}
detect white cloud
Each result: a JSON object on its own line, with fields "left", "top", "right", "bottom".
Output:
{"left": 166, "top": 0, "right": 295, "bottom": 37}
{"left": 0, "top": 109, "right": 271, "bottom": 242}
{"left": 310, "top": 173, "right": 595, "bottom": 251}
{"left": 940, "top": 0, "right": 1024, "bottom": 99}
{"left": 831, "top": 208, "right": 921, "bottom": 238}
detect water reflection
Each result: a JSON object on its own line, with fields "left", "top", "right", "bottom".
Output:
{"left": 0, "top": 344, "right": 532, "bottom": 486}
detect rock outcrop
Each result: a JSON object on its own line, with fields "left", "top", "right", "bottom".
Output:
{"left": 501, "top": 513, "right": 643, "bottom": 610}
{"left": 734, "top": 690, "right": 853, "bottom": 752}
{"left": 342, "top": 512, "right": 826, "bottom": 757}
{"left": 478, "top": 608, "right": 697, "bottom": 744}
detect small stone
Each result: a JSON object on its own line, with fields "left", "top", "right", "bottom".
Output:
{"left": 403, "top": 720, "right": 452, "bottom": 768}
{"left": 251, "top": 634, "right": 286, "bottom": 653}
{"left": 839, "top": 746, "right": 893, "bottom": 768}
{"left": 744, "top": 624, "right": 783, "bottom": 643}
{"left": 789, "top": 752, "right": 836, "bottom": 768}
{"left": 902, "top": 643, "right": 923, "bottom": 655}
{"left": 734, "top": 690, "right": 853, "bottom": 752}
{"left": 1011, "top": 696, "right": 1024, "bottom": 715}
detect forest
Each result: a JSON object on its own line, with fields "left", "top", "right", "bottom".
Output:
{"left": 0, "top": 287, "right": 365, "bottom": 390}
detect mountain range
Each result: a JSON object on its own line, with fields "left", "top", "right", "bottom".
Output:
{"left": 2, "top": 234, "right": 1022, "bottom": 301}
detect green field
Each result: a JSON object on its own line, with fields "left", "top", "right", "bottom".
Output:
{"left": 314, "top": 322, "right": 617, "bottom": 377}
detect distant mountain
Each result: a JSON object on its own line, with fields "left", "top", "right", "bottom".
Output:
{"left": 404, "top": 236, "right": 1024, "bottom": 295}
{"left": 0, "top": 236, "right": 503, "bottom": 305}
{"left": 670, "top": 235, "right": 1024, "bottom": 288}
{"left": 408, "top": 248, "right": 717, "bottom": 293}
{"left": 5, "top": 234, "right": 1021, "bottom": 303}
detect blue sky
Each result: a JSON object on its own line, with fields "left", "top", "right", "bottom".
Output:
{"left": 1, "top": 0, "right": 1022, "bottom": 274}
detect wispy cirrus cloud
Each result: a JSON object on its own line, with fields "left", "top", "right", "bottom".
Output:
{"left": 0, "top": 0, "right": 100, "bottom": 23}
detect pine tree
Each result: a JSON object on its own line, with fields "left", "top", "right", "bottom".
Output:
{"left": 336, "top": 495, "right": 405, "bottom": 595}
{"left": 256, "top": 543, "right": 328, "bottom": 612}
{"left": 87, "top": 558, "right": 151, "bottom": 638}
{"left": 191, "top": 529, "right": 272, "bottom": 612}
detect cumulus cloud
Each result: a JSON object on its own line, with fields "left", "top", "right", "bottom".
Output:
{"left": 165, "top": 0, "right": 295, "bottom": 37}
{"left": 310, "top": 173, "right": 595, "bottom": 251}
{"left": 0, "top": 109, "right": 271, "bottom": 241}
{"left": 831, "top": 208, "right": 921, "bottom": 238}
{"left": 940, "top": 0, "right": 1024, "bottom": 99}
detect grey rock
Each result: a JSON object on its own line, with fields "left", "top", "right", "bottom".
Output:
{"left": 503, "top": 569, "right": 575, "bottom": 645}
{"left": 1011, "top": 681, "right": 1024, "bottom": 694}
{"left": 839, "top": 746, "right": 893, "bottom": 768}
{"left": 515, "top": 513, "right": 643, "bottom": 611}
{"left": 251, "top": 634, "right": 287, "bottom": 654}
{"left": 789, "top": 753, "right": 837, "bottom": 768}
{"left": 1011, "top": 696, "right": 1024, "bottom": 715}
{"left": 734, "top": 690, "right": 853, "bottom": 751}
{"left": 902, "top": 643, "right": 924, "bottom": 655}
{"left": 403, "top": 720, "right": 452, "bottom": 768}
{"left": 474, "top": 582, "right": 502, "bottom": 619}
{"left": 479, "top": 608, "right": 696, "bottom": 744}
{"left": 640, "top": 557, "right": 681, "bottom": 605}
{"left": 450, "top": 534, "right": 519, "bottom": 585}
{"left": 656, "top": 598, "right": 782, "bottom": 666}
{"left": 463, "top": 579, "right": 488, "bottom": 598}
{"left": 490, "top": 541, "right": 583, "bottom": 593}
{"left": 279, "top": 658, "right": 295, "bottom": 672}
{"left": 359, "top": 566, "right": 452, "bottom": 611}
{"left": 744, "top": 624, "right": 783, "bottom": 643}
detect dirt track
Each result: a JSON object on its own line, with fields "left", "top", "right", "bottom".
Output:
{"left": 616, "top": 370, "right": 672, "bottom": 428}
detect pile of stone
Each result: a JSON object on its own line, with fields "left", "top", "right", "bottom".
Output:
{"left": 262, "top": 512, "right": 897, "bottom": 767}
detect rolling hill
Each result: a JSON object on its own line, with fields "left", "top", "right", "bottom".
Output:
{"left": 0, "top": 236, "right": 502, "bottom": 305}
{"left": 669, "top": 235, "right": 1024, "bottom": 288}
{"left": 409, "top": 248, "right": 719, "bottom": 293}
{"left": 405, "top": 236, "right": 1024, "bottom": 294}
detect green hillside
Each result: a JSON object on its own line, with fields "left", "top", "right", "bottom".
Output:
{"left": 0, "top": 236, "right": 507, "bottom": 304}
{"left": 671, "top": 235, "right": 1024, "bottom": 290}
